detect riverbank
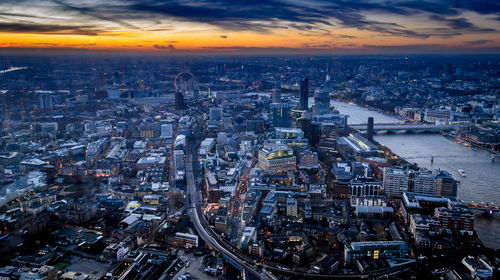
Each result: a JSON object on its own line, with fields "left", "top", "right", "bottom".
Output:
{"left": 329, "top": 98, "right": 500, "bottom": 250}
{"left": 331, "top": 96, "right": 405, "bottom": 123}
{"left": 444, "top": 133, "right": 499, "bottom": 157}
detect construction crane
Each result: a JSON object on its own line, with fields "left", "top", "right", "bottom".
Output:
{"left": 20, "top": 99, "right": 26, "bottom": 129}
{"left": 1, "top": 93, "right": 8, "bottom": 132}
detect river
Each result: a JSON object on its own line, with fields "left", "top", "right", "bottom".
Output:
{"left": 323, "top": 98, "right": 500, "bottom": 249}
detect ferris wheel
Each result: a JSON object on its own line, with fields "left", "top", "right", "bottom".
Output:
{"left": 174, "top": 71, "right": 197, "bottom": 92}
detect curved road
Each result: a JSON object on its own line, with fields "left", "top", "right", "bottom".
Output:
{"left": 184, "top": 122, "right": 276, "bottom": 280}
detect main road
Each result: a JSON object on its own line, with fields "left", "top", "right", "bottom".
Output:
{"left": 184, "top": 117, "right": 276, "bottom": 280}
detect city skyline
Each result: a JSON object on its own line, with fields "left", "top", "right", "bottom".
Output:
{"left": 1, "top": 0, "right": 500, "bottom": 54}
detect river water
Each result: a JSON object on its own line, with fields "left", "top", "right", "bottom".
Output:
{"left": 325, "top": 98, "right": 500, "bottom": 249}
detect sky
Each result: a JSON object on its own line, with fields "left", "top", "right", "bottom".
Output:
{"left": 0, "top": 0, "right": 500, "bottom": 54}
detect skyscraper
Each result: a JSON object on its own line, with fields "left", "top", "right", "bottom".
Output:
{"left": 272, "top": 88, "right": 281, "bottom": 104}
{"left": 39, "top": 94, "right": 53, "bottom": 109}
{"left": 367, "top": 117, "right": 374, "bottom": 142}
{"left": 270, "top": 103, "right": 291, "bottom": 128}
{"left": 314, "top": 87, "right": 330, "bottom": 115}
{"left": 175, "top": 90, "right": 185, "bottom": 110}
{"left": 299, "top": 78, "right": 309, "bottom": 110}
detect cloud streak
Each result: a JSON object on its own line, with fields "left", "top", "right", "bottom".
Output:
{"left": 0, "top": 0, "right": 499, "bottom": 53}
{"left": 0, "top": 22, "right": 101, "bottom": 36}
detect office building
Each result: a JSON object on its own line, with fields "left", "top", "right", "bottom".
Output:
{"left": 39, "top": 94, "right": 53, "bottom": 109}
{"left": 258, "top": 143, "right": 296, "bottom": 173}
{"left": 338, "top": 132, "right": 379, "bottom": 158}
{"left": 239, "top": 226, "right": 257, "bottom": 250}
{"left": 210, "top": 107, "right": 223, "bottom": 122}
{"left": 161, "top": 124, "right": 173, "bottom": 139}
{"left": 299, "top": 78, "right": 309, "bottom": 110}
{"left": 350, "top": 180, "right": 382, "bottom": 197}
{"left": 139, "top": 122, "right": 160, "bottom": 138}
{"left": 298, "top": 150, "right": 318, "bottom": 169}
{"left": 274, "top": 127, "right": 304, "bottom": 139}
{"left": 175, "top": 90, "right": 185, "bottom": 110}
{"left": 383, "top": 168, "right": 458, "bottom": 198}
{"left": 314, "top": 87, "right": 330, "bottom": 115}
{"left": 435, "top": 170, "right": 458, "bottom": 197}
{"left": 270, "top": 102, "right": 291, "bottom": 128}
{"left": 136, "top": 153, "right": 166, "bottom": 182}
{"left": 174, "top": 150, "right": 185, "bottom": 171}
{"left": 367, "top": 117, "right": 374, "bottom": 141}
{"left": 272, "top": 88, "right": 281, "bottom": 104}
{"left": 174, "top": 134, "right": 186, "bottom": 150}
{"left": 286, "top": 197, "right": 298, "bottom": 217}
{"left": 344, "top": 241, "right": 409, "bottom": 265}
{"left": 408, "top": 170, "right": 436, "bottom": 196}
{"left": 383, "top": 168, "right": 409, "bottom": 197}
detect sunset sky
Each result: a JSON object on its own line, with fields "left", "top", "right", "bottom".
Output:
{"left": 1, "top": 0, "right": 500, "bottom": 54}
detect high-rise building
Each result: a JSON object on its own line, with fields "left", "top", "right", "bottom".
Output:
{"left": 175, "top": 90, "right": 185, "bottom": 110}
{"left": 314, "top": 87, "right": 330, "bottom": 115}
{"left": 299, "top": 78, "right": 309, "bottom": 110}
{"left": 193, "top": 89, "right": 199, "bottom": 100}
{"left": 435, "top": 170, "right": 458, "bottom": 197}
{"left": 272, "top": 88, "right": 281, "bottom": 104}
{"left": 39, "top": 94, "right": 53, "bottom": 109}
{"left": 270, "top": 103, "right": 291, "bottom": 128}
{"left": 367, "top": 117, "right": 374, "bottom": 142}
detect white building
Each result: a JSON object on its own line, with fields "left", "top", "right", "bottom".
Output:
{"left": 161, "top": 124, "right": 173, "bottom": 139}
{"left": 174, "top": 150, "right": 185, "bottom": 171}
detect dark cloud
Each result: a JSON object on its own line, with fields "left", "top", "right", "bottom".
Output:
{"left": 0, "top": 0, "right": 498, "bottom": 46}
{"left": 335, "top": 34, "right": 357, "bottom": 39}
{"left": 464, "top": 40, "right": 492, "bottom": 45}
{"left": 220, "top": 35, "right": 227, "bottom": 39}
{"left": 430, "top": 15, "right": 495, "bottom": 32}
{"left": 51, "top": 0, "right": 143, "bottom": 31}
{"left": 125, "top": 0, "right": 429, "bottom": 37}
{"left": 289, "top": 24, "right": 314, "bottom": 31}
{"left": 0, "top": 22, "right": 100, "bottom": 35}
{"left": 153, "top": 43, "right": 175, "bottom": 50}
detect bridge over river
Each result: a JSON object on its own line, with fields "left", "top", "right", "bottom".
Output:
{"left": 350, "top": 123, "right": 457, "bottom": 134}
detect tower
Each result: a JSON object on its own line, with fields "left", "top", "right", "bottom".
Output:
{"left": 272, "top": 88, "right": 281, "bottom": 104}
{"left": 175, "top": 90, "right": 185, "bottom": 110}
{"left": 367, "top": 117, "right": 374, "bottom": 142}
{"left": 270, "top": 103, "right": 291, "bottom": 128}
{"left": 299, "top": 78, "right": 309, "bottom": 110}
{"left": 314, "top": 87, "right": 330, "bottom": 115}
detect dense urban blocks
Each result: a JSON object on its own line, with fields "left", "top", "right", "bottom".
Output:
{"left": 0, "top": 55, "right": 498, "bottom": 280}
